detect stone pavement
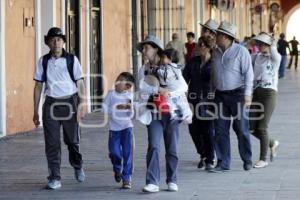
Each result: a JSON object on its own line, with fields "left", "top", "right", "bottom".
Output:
{"left": 1, "top": 69, "right": 300, "bottom": 200}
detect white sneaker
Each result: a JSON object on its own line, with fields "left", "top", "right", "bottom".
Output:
{"left": 167, "top": 182, "right": 178, "bottom": 192}
{"left": 253, "top": 160, "right": 268, "bottom": 168}
{"left": 270, "top": 140, "right": 279, "bottom": 162}
{"left": 47, "top": 179, "right": 62, "bottom": 190}
{"left": 142, "top": 184, "right": 159, "bottom": 193}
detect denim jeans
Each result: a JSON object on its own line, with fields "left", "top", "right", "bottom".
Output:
{"left": 146, "top": 114, "right": 180, "bottom": 185}
{"left": 214, "top": 89, "right": 252, "bottom": 169}
{"left": 279, "top": 55, "right": 287, "bottom": 78}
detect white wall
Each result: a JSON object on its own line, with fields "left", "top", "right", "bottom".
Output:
{"left": 0, "top": 0, "right": 6, "bottom": 137}
{"left": 41, "top": 0, "right": 57, "bottom": 55}
{"left": 35, "top": 0, "right": 57, "bottom": 125}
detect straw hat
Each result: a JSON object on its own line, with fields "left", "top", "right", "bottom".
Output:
{"left": 199, "top": 19, "right": 219, "bottom": 33}
{"left": 216, "top": 21, "right": 236, "bottom": 38}
{"left": 253, "top": 32, "right": 274, "bottom": 46}
{"left": 137, "top": 35, "right": 163, "bottom": 52}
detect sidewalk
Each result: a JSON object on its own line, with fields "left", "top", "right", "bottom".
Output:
{"left": 1, "top": 69, "right": 300, "bottom": 200}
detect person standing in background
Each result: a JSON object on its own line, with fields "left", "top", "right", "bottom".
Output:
{"left": 166, "top": 33, "right": 186, "bottom": 68}
{"left": 288, "top": 36, "right": 299, "bottom": 70}
{"left": 277, "top": 33, "right": 290, "bottom": 78}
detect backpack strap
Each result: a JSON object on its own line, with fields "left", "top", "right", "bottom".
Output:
{"left": 42, "top": 53, "right": 52, "bottom": 83}
{"left": 65, "top": 53, "right": 76, "bottom": 83}
{"left": 41, "top": 51, "right": 76, "bottom": 84}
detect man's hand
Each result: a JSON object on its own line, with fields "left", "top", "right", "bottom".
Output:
{"left": 33, "top": 112, "right": 40, "bottom": 128}
{"left": 77, "top": 102, "right": 87, "bottom": 122}
{"left": 244, "top": 95, "right": 252, "bottom": 107}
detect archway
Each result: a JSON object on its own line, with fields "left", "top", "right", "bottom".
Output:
{"left": 282, "top": 3, "right": 300, "bottom": 41}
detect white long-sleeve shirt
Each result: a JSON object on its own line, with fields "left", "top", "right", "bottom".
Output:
{"left": 253, "top": 45, "right": 281, "bottom": 91}
{"left": 103, "top": 90, "right": 134, "bottom": 131}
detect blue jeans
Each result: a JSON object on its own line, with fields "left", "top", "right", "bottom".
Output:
{"left": 279, "top": 55, "right": 287, "bottom": 78}
{"left": 146, "top": 114, "right": 180, "bottom": 185}
{"left": 108, "top": 127, "right": 133, "bottom": 182}
{"left": 214, "top": 89, "right": 252, "bottom": 169}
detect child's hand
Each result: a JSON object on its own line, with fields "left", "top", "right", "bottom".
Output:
{"left": 116, "top": 104, "right": 131, "bottom": 110}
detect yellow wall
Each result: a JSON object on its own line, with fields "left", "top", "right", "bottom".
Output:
{"left": 5, "top": 0, "right": 35, "bottom": 134}
{"left": 184, "top": 0, "right": 193, "bottom": 33}
{"left": 56, "top": 0, "right": 61, "bottom": 27}
{"left": 102, "top": 0, "right": 131, "bottom": 93}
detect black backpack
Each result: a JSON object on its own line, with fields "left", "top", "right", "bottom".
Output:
{"left": 42, "top": 51, "right": 76, "bottom": 83}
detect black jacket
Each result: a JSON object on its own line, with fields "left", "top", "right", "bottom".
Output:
{"left": 183, "top": 56, "right": 212, "bottom": 102}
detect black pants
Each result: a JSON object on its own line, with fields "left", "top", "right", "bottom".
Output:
{"left": 42, "top": 94, "right": 83, "bottom": 181}
{"left": 188, "top": 101, "right": 215, "bottom": 164}
{"left": 288, "top": 52, "right": 298, "bottom": 69}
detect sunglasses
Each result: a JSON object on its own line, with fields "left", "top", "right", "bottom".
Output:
{"left": 198, "top": 42, "right": 207, "bottom": 48}
{"left": 201, "top": 27, "right": 213, "bottom": 34}
{"left": 256, "top": 41, "right": 268, "bottom": 47}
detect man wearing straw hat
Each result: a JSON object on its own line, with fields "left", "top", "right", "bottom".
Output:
{"left": 200, "top": 19, "right": 219, "bottom": 38}
{"left": 211, "top": 21, "right": 254, "bottom": 172}
{"left": 187, "top": 19, "right": 219, "bottom": 169}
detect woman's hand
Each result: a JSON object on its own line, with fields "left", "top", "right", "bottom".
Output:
{"left": 158, "top": 87, "right": 170, "bottom": 97}
{"left": 243, "top": 95, "right": 252, "bottom": 107}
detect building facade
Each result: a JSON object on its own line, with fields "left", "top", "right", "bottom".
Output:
{"left": 0, "top": 0, "right": 288, "bottom": 136}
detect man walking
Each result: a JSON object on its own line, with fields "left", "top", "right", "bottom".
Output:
{"left": 200, "top": 19, "right": 219, "bottom": 38}
{"left": 33, "top": 27, "right": 87, "bottom": 189}
{"left": 288, "top": 36, "right": 299, "bottom": 69}
{"left": 211, "top": 21, "right": 253, "bottom": 172}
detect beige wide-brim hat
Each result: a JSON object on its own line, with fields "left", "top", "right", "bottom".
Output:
{"left": 137, "top": 35, "right": 163, "bottom": 52}
{"left": 216, "top": 21, "right": 236, "bottom": 39}
{"left": 253, "top": 33, "right": 274, "bottom": 46}
{"left": 199, "top": 19, "right": 219, "bottom": 33}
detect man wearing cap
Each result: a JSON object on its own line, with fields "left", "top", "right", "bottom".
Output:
{"left": 211, "top": 21, "right": 254, "bottom": 172}
{"left": 33, "top": 27, "right": 87, "bottom": 189}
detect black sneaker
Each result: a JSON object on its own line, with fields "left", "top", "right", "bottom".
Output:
{"left": 210, "top": 166, "right": 230, "bottom": 173}
{"left": 74, "top": 168, "right": 85, "bottom": 182}
{"left": 243, "top": 163, "right": 252, "bottom": 171}
{"left": 114, "top": 172, "right": 122, "bottom": 183}
{"left": 205, "top": 163, "right": 214, "bottom": 172}
{"left": 197, "top": 159, "right": 206, "bottom": 169}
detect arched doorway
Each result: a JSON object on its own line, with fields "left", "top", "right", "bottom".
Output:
{"left": 283, "top": 4, "right": 300, "bottom": 41}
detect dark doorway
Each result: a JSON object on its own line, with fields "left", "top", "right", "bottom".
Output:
{"left": 90, "top": 0, "right": 103, "bottom": 111}
{"left": 66, "top": 0, "right": 80, "bottom": 58}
